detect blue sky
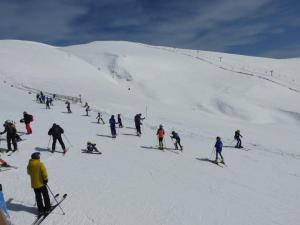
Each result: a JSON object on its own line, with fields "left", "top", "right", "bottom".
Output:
{"left": 0, "top": 0, "right": 299, "bottom": 58}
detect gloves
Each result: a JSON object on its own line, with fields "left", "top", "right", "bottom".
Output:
{"left": 43, "top": 179, "right": 48, "bottom": 185}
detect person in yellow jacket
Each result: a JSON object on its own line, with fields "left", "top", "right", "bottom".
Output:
{"left": 27, "top": 152, "right": 51, "bottom": 214}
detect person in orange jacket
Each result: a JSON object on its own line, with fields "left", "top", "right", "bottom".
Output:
{"left": 27, "top": 152, "right": 51, "bottom": 214}
{"left": 156, "top": 124, "right": 165, "bottom": 150}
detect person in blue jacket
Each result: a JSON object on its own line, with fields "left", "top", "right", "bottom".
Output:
{"left": 214, "top": 136, "right": 224, "bottom": 164}
{"left": 109, "top": 115, "right": 118, "bottom": 138}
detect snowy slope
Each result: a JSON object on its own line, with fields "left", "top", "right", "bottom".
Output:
{"left": 0, "top": 40, "right": 299, "bottom": 225}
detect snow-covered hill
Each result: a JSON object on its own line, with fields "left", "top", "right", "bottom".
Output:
{"left": 0, "top": 40, "right": 299, "bottom": 225}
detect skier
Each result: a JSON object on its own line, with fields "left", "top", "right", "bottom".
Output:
{"left": 27, "top": 152, "right": 51, "bottom": 215}
{"left": 65, "top": 101, "right": 72, "bottom": 113}
{"left": 48, "top": 123, "right": 67, "bottom": 153}
{"left": 0, "top": 121, "right": 18, "bottom": 152}
{"left": 156, "top": 125, "right": 165, "bottom": 150}
{"left": 96, "top": 112, "right": 105, "bottom": 124}
{"left": 234, "top": 130, "right": 243, "bottom": 148}
{"left": 214, "top": 136, "right": 224, "bottom": 164}
{"left": 45, "top": 98, "right": 51, "bottom": 109}
{"left": 109, "top": 115, "right": 117, "bottom": 138}
{"left": 86, "top": 141, "right": 101, "bottom": 153}
{"left": 20, "top": 112, "right": 33, "bottom": 134}
{"left": 134, "top": 113, "right": 145, "bottom": 136}
{"left": 36, "top": 93, "right": 40, "bottom": 102}
{"left": 170, "top": 131, "right": 183, "bottom": 151}
{"left": 117, "top": 114, "right": 123, "bottom": 128}
{"left": 85, "top": 105, "right": 90, "bottom": 116}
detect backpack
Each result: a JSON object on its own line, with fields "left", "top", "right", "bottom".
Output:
{"left": 29, "top": 115, "right": 33, "bottom": 122}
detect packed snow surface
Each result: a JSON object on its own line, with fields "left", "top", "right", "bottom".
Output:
{"left": 0, "top": 40, "right": 299, "bottom": 225}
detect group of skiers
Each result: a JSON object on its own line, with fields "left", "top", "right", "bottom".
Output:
{"left": 0, "top": 90, "right": 247, "bottom": 222}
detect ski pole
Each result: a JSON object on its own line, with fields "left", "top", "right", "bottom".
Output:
{"left": 210, "top": 148, "right": 215, "bottom": 160}
{"left": 47, "top": 136, "right": 52, "bottom": 149}
{"left": 46, "top": 184, "right": 65, "bottom": 215}
{"left": 63, "top": 134, "right": 73, "bottom": 147}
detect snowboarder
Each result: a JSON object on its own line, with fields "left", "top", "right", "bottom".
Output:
{"left": 45, "top": 98, "right": 51, "bottom": 109}
{"left": 170, "top": 131, "right": 183, "bottom": 151}
{"left": 134, "top": 113, "right": 145, "bottom": 136}
{"left": 234, "top": 130, "right": 243, "bottom": 148}
{"left": 117, "top": 114, "right": 123, "bottom": 128}
{"left": 0, "top": 121, "right": 18, "bottom": 152}
{"left": 20, "top": 112, "right": 33, "bottom": 134}
{"left": 109, "top": 115, "right": 117, "bottom": 138}
{"left": 86, "top": 141, "right": 101, "bottom": 153}
{"left": 85, "top": 105, "right": 90, "bottom": 116}
{"left": 48, "top": 123, "right": 66, "bottom": 153}
{"left": 65, "top": 101, "right": 72, "bottom": 113}
{"left": 214, "top": 136, "right": 224, "bottom": 164}
{"left": 96, "top": 112, "right": 105, "bottom": 124}
{"left": 156, "top": 125, "right": 165, "bottom": 150}
{"left": 27, "top": 152, "right": 51, "bottom": 215}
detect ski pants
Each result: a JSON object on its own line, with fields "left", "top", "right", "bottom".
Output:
{"left": 215, "top": 150, "right": 224, "bottom": 161}
{"left": 97, "top": 118, "right": 104, "bottom": 124}
{"left": 158, "top": 137, "right": 164, "bottom": 149}
{"left": 6, "top": 136, "right": 17, "bottom": 151}
{"left": 135, "top": 124, "right": 141, "bottom": 135}
{"left": 174, "top": 139, "right": 182, "bottom": 150}
{"left": 118, "top": 121, "right": 123, "bottom": 128}
{"left": 110, "top": 126, "right": 116, "bottom": 137}
{"left": 235, "top": 137, "right": 242, "bottom": 148}
{"left": 34, "top": 185, "right": 50, "bottom": 212}
{"left": 52, "top": 136, "right": 66, "bottom": 151}
{"left": 67, "top": 107, "right": 71, "bottom": 113}
{"left": 25, "top": 123, "right": 32, "bottom": 134}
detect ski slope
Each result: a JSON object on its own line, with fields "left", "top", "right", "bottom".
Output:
{"left": 0, "top": 40, "right": 300, "bottom": 225}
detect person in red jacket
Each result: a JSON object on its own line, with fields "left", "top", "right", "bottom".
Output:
{"left": 156, "top": 124, "right": 165, "bottom": 150}
{"left": 20, "top": 112, "right": 33, "bottom": 134}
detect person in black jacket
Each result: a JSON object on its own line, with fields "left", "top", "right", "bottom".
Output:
{"left": 109, "top": 115, "right": 118, "bottom": 138}
{"left": 0, "top": 121, "right": 17, "bottom": 152}
{"left": 117, "top": 114, "right": 123, "bottom": 128}
{"left": 234, "top": 130, "right": 243, "bottom": 148}
{"left": 134, "top": 113, "right": 145, "bottom": 136}
{"left": 48, "top": 123, "right": 66, "bottom": 153}
{"left": 170, "top": 131, "right": 183, "bottom": 151}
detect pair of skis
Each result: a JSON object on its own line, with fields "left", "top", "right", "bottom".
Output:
{"left": 31, "top": 193, "right": 67, "bottom": 225}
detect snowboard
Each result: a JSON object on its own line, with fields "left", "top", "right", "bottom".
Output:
{"left": 81, "top": 150, "right": 102, "bottom": 155}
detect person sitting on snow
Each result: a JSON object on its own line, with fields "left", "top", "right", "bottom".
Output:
{"left": 86, "top": 141, "right": 101, "bottom": 153}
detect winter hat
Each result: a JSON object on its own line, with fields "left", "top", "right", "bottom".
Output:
{"left": 31, "top": 152, "right": 40, "bottom": 159}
